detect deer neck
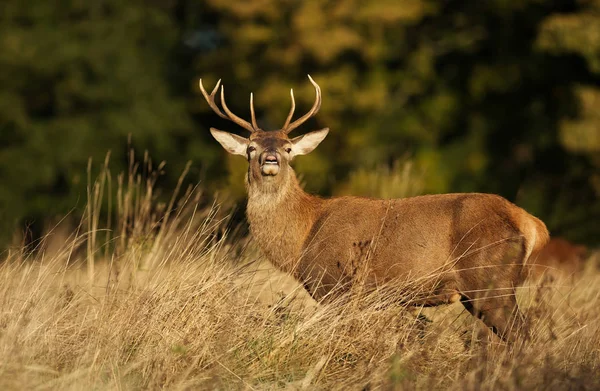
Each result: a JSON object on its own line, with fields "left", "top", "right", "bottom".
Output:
{"left": 246, "top": 170, "right": 321, "bottom": 275}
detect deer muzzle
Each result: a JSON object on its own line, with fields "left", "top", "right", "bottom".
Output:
{"left": 261, "top": 152, "right": 280, "bottom": 176}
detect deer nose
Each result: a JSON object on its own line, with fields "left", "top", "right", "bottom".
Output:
{"left": 261, "top": 151, "right": 279, "bottom": 165}
{"left": 261, "top": 151, "right": 280, "bottom": 176}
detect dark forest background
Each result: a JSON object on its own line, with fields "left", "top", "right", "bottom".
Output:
{"left": 0, "top": 0, "right": 599, "bottom": 247}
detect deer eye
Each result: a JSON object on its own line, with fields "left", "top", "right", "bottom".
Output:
{"left": 284, "top": 147, "right": 292, "bottom": 154}
{"left": 248, "top": 146, "right": 256, "bottom": 153}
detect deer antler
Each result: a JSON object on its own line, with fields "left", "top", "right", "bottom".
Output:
{"left": 282, "top": 75, "right": 322, "bottom": 134}
{"left": 199, "top": 79, "right": 258, "bottom": 133}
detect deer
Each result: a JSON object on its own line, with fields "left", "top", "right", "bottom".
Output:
{"left": 199, "top": 75, "right": 550, "bottom": 342}
{"left": 532, "top": 237, "right": 588, "bottom": 283}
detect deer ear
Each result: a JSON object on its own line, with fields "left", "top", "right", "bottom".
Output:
{"left": 210, "top": 128, "right": 248, "bottom": 156}
{"left": 290, "top": 128, "right": 329, "bottom": 156}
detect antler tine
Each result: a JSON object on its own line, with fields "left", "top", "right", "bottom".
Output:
{"left": 308, "top": 74, "right": 323, "bottom": 113}
{"left": 199, "top": 78, "right": 257, "bottom": 133}
{"left": 199, "top": 79, "right": 229, "bottom": 120}
{"left": 250, "top": 93, "right": 259, "bottom": 130}
{"left": 220, "top": 86, "right": 256, "bottom": 133}
{"left": 282, "top": 89, "right": 295, "bottom": 130}
{"left": 283, "top": 75, "right": 322, "bottom": 134}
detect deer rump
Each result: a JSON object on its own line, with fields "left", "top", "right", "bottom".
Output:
{"left": 295, "top": 193, "right": 548, "bottom": 340}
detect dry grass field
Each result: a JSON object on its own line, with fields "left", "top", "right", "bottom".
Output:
{"left": 1, "top": 164, "right": 598, "bottom": 390}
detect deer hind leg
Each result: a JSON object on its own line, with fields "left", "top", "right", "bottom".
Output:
{"left": 460, "top": 288, "right": 525, "bottom": 343}
{"left": 456, "top": 235, "right": 529, "bottom": 343}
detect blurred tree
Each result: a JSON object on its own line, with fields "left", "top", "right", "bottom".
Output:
{"left": 0, "top": 1, "right": 213, "bottom": 244}
{"left": 530, "top": 0, "right": 600, "bottom": 241}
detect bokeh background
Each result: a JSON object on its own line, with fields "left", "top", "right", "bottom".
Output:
{"left": 1, "top": 0, "right": 599, "bottom": 248}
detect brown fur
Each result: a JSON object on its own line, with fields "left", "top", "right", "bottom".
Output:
{"left": 203, "top": 78, "right": 550, "bottom": 342}
{"left": 530, "top": 237, "right": 588, "bottom": 282}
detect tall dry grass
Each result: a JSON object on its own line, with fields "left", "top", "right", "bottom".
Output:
{"left": 0, "top": 158, "right": 599, "bottom": 390}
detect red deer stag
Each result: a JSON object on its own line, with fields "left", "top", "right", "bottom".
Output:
{"left": 199, "top": 76, "right": 549, "bottom": 342}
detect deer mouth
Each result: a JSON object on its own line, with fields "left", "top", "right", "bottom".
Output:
{"left": 261, "top": 154, "right": 280, "bottom": 176}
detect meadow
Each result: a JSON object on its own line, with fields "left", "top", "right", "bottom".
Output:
{"left": 0, "top": 161, "right": 598, "bottom": 390}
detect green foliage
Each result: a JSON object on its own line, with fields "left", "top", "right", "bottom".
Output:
{"left": 0, "top": 0, "right": 599, "bottom": 245}
{"left": 0, "top": 1, "right": 208, "bottom": 242}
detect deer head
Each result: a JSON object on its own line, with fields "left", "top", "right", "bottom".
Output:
{"left": 199, "top": 76, "right": 329, "bottom": 192}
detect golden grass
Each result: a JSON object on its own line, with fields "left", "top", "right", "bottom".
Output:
{"left": 1, "top": 160, "right": 599, "bottom": 390}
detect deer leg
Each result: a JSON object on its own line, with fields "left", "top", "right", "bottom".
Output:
{"left": 460, "top": 289, "right": 525, "bottom": 343}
